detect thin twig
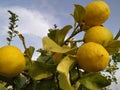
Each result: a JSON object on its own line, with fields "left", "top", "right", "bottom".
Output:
{"left": 18, "top": 34, "right": 27, "bottom": 50}
{"left": 61, "top": 24, "right": 84, "bottom": 45}
{"left": 114, "top": 29, "right": 120, "bottom": 40}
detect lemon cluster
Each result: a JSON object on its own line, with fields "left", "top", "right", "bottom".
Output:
{"left": 0, "top": 45, "right": 25, "bottom": 77}
{"left": 77, "top": 1, "right": 113, "bottom": 72}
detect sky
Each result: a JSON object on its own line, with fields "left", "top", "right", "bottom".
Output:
{"left": 0, "top": 0, "right": 120, "bottom": 89}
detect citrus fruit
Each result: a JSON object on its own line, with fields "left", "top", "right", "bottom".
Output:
{"left": 83, "top": 1, "right": 110, "bottom": 26}
{"left": 84, "top": 26, "right": 113, "bottom": 47}
{"left": 0, "top": 45, "right": 25, "bottom": 77}
{"left": 77, "top": 42, "right": 110, "bottom": 72}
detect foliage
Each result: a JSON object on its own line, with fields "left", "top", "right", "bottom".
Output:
{"left": 0, "top": 2, "right": 120, "bottom": 90}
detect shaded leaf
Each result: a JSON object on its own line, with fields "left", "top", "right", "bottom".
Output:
{"left": 105, "top": 40, "right": 120, "bottom": 55}
{"left": 35, "top": 78, "right": 58, "bottom": 90}
{"left": 42, "top": 36, "right": 70, "bottom": 53}
{"left": 48, "top": 29, "right": 58, "bottom": 42}
{"left": 57, "top": 56, "right": 76, "bottom": 90}
{"left": 29, "top": 61, "right": 56, "bottom": 80}
{"left": 72, "top": 4, "right": 85, "bottom": 23}
{"left": 79, "top": 73, "right": 111, "bottom": 90}
{"left": 56, "top": 25, "right": 72, "bottom": 45}
{"left": 24, "top": 46, "right": 35, "bottom": 70}
{"left": 48, "top": 25, "right": 72, "bottom": 45}
{"left": 6, "top": 37, "right": 11, "bottom": 42}
{"left": 14, "top": 76, "right": 26, "bottom": 90}
{"left": 24, "top": 46, "right": 35, "bottom": 59}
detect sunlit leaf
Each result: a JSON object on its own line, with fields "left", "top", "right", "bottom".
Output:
{"left": 0, "top": 84, "right": 7, "bottom": 90}
{"left": 105, "top": 40, "right": 120, "bottom": 55}
{"left": 29, "top": 61, "right": 56, "bottom": 80}
{"left": 72, "top": 4, "right": 85, "bottom": 23}
{"left": 79, "top": 72, "right": 111, "bottom": 90}
{"left": 42, "top": 36, "right": 70, "bottom": 53}
{"left": 57, "top": 56, "right": 76, "bottom": 90}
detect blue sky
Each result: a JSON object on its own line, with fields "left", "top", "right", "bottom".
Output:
{"left": 0, "top": 0, "right": 120, "bottom": 48}
{"left": 0, "top": 0, "right": 120, "bottom": 89}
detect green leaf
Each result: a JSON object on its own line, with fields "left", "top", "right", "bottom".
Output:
{"left": 29, "top": 61, "right": 56, "bottom": 80}
{"left": 24, "top": 46, "right": 35, "bottom": 59}
{"left": 105, "top": 40, "right": 120, "bottom": 55}
{"left": 79, "top": 73, "right": 111, "bottom": 90}
{"left": 57, "top": 56, "right": 76, "bottom": 90}
{"left": 35, "top": 78, "right": 58, "bottom": 90}
{"left": 24, "top": 46, "right": 35, "bottom": 70}
{"left": 14, "top": 76, "right": 26, "bottom": 90}
{"left": 0, "top": 84, "right": 7, "bottom": 90}
{"left": 48, "top": 29, "right": 58, "bottom": 41}
{"left": 42, "top": 36, "right": 70, "bottom": 53}
{"left": 48, "top": 25, "right": 72, "bottom": 45}
{"left": 55, "top": 25, "right": 72, "bottom": 45}
{"left": 72, "top": 4, "right": 85, "bottom": 23}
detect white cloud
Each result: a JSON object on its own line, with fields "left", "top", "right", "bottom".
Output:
{"left": 0, "top": 6, "right": 60, "bottom": 37}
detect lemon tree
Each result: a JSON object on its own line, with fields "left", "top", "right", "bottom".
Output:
{"left": 83, "top": 0, "right": 110, "bottom": 26}
{"left": 84, "top": 26, "right": 113, "bottom": 47}
{"left": 0, "top": 1, "right": 120, "bottom": 90}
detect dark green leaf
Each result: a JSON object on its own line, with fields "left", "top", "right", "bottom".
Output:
{"left": 14, "top": 30, "right": 19, "bottom": 34}
{"left": 6, "top": 37, "right": 11, "bottom": 42}
{"left": 48, "top": 25, "right": 72, "bottom": 45}
{"left": 48, "top": 29, "right": 58, "bottom": 41}
{"left": 14, "top": 76, "right": 26, "bottom": 90}
{"left": 56, "top": 25, "right": 72, "bottom": 45}
{"left": 35, "top": 79, "right": 58, "bottom": 90}
{"left": 29, "top": 61, "right": 56, "bottom": 80}
{"left": 112, "top": 53, "right": 120, "bottom": 62}
{"left": 79, "top": 73, "right": 111, "bottom": 90}
{"left": 72, "top": 4, "right": 85, "bottom": 23}
{"left": 7, "top": 31, "right": 12, "bottom": 35}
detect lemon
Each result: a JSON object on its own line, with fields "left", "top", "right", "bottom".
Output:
{"left": 84, "top": 26, "right": 113, "bottom": 47}
{"left": 77, "top": 42, "right": 110, "bottom": 72}
{"left": 0, "top": 45, "right": 25, "bottom": 77}
{"left": 83, "top": 1, "right": 110, "bottom": 26}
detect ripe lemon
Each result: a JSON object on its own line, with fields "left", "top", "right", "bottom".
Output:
{"left": 77, "top": 42, "right": 110, "bottom": 72}
{"left": 84, "top": 26, "right": 113, "bottom": 47}
{"left": 83, "top": 1, "right": 110, "bottom": 26}
{"left": 0, "top": 45, "right": 25, "bottom": 77}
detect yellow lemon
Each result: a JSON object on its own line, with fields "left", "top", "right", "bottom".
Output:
{"left": 0, "top": 45, "right": 25, "bottom": 77}
{"left": 77, "top": 42, "right": 110, "bottom": 72}
{"left": 84, "top": 26, "right": 113, "bottom": 47}
{"left": 83, "top": 1, "right": 110, "bottom": 26}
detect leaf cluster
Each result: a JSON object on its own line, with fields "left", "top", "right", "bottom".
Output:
{"left": 7, "top": 10, "right": 19, "bottom": 45}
